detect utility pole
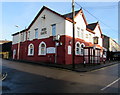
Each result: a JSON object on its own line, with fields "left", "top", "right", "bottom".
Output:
{"left": 72, "top": 0, "right": 75, "bottom": 69}
{"left": 17, "top": 32, "right": 20, "bottom": 60}
{"left": 15, "top": 25, "right": 20, "bottom": 60}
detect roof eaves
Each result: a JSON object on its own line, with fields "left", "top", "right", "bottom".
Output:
{"left": 86, "top": 28, "right": 95, "bottom": 34}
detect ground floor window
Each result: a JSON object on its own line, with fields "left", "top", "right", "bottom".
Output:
{"left": 80, "top": 43, "right": 85, "bottom": 55}
{"left": 13, "top": 49, "right": 16, "bottom": 59}
{"left": 38, "top": 41, "right": 46, "bottom": 55}
{"left": 75, "top": 42, "right": 80, "bottom": 55}
{"left": 28, "top": 43, "right": 34, "bottom": 56}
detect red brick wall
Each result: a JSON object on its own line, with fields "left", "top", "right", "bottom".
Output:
{"left": 12, "top": 35, "right": 103, "bottom": 64}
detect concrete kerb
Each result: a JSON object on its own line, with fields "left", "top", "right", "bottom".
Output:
{"left": 3, "top": 59, "right": 119, "bottom": 73}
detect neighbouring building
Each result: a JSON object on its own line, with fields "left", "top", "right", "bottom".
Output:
{"left": 0, "top": 40, "right": 12, "bottom": 59}
{"left": 102, "top": 34, "right": 120, "bottom": 60}
{"left": 12, "top": 6, "right": 106, "bottom": 64}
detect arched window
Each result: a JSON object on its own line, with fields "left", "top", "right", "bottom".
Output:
{"left": 75, "top": 42, "right": 80, "bottom": 55}
{"left": 13, "top": 49, "right": 16, "bottom": 59}
{"left": 28, "top": 43, "right": 34, "bottom": 56}
{"left": 80, "top": 43, "right": 85, "bottom": 55}
{"left": 38, "top": 42, "right": 46, "bottom": 55}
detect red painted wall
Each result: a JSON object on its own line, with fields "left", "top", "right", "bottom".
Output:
{"left": 12, "top": 36, "right": 65, "bottom": 64}
{"left": 12, "top": 35, "right": 103, "bottom": 65}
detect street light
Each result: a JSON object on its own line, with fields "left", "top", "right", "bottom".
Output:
{"left": 15, "top": 25, "right": 20, "bottom": 60}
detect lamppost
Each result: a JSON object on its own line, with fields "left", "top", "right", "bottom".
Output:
{"left": 93, "top": 36, "right": 99, "bottom": 64}
{"left": 72, "top": 0, "right": 75, "bottom": 69}
{"left": 15, "top": 25, "right": 20, "bottom": 60}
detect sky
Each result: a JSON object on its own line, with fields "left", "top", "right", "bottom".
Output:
{"left": 1, "top": 1, "right": 119, "bottom": 43}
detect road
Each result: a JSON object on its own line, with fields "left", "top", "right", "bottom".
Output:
{"left": 1, "top": 59, "right": 120, "bottom": 93}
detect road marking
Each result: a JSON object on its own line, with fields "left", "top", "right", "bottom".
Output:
{"left": 90, "top": 63, "right": 118, "bottom": 72}
{"left": 101, "top": 77, "right": 120, "bottom": 91}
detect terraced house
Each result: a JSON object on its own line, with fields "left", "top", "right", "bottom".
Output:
{"left": 12, "top": 6, "right": 106, "bottom": 65}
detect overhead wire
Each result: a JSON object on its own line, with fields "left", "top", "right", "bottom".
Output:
{"left": 75, "top": 2, "right": 118, "bottom": 35}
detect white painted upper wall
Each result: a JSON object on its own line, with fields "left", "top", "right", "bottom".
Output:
{"left": 94, "top": 25, "right": 102, "bottom": 47}
{"left": 28, "top": 9, "right": 65, "bottom": 41}
{"left": 65, "top": 12, "right": 95, "bottom": 44}
{"left": 12, "top": 9, "right": 65, "bottom": 44}
{"left": 12, "top": 34, "right": 19, "bottom": 44}
{"left": 12, "top": 8, "right": 103, "bottom": 47}
{"left": 109, "top": 38, "right": 120, "bottom": 51}
{"left": 65, "top": 12, "right": 86, "bottom": 37}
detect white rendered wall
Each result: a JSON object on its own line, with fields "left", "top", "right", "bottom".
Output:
{"left": 28, "top": 9, "right": 65, "bottom": 41}
{"left": 94, "top": 25, "right": 102, "bottom": 47}
{"left": 12, "top": 9, "right": 65, "bottom": 44}
{"left": 12, "top": 34, "right": 19, "bottom": 44}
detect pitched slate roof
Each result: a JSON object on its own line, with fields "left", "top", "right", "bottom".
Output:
{"left": 63, "top": 10, "right": 80, "bottom": 19}
{"left": 86, "top": 22, "right": 98, "bottom": 31}
{"left": 27, "top": 6, "right": 75, "bottom": 30}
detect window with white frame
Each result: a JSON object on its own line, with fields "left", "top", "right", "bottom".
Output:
{"left": 13, "top": 49, "right": 16, "bottom": 55}
{"left": 27, "top": 31, "right": 30, "bottom": 40}
{"left": 80, "top": 43, "right": 85, "bottom": 55}
{"left": 52, "top": 24, "right": 56, "bottom": 36}
{"left": 77, "top": 27, "right": 80, "bottom": 37}
{"left": 75, "top": 42, "right": 80, "bottom": 55}
{"left": 81, "top": 29, "right": 84, "bottom": 39}
{"left": 86, "top": 34, "right": 88, "bottom": 39}
{"left": 23, "top": 32, "right": 26, "bottom": 41}
{"left": 28, "top": 43, "right": 34, "bottom": 56}
{"left": 89, "top": 34, "right": 92, "bottom": 41}
{"left": 13, "top": 49, "right": 16, "bottom": 59}
{"left": 38, "top": 42, "right": 46, "bottom": 55}
{"left": 20, "top": 33, "right": 24, "bottom": 42}
{"left": 35, "top": 28, "right": 38, "bottom": 39}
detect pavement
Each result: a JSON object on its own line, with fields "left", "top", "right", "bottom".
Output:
{"left": 8, "top": 59, "right": 119, "bottom": 72}
{"left": 1, "top": 59, "right": 119, "bottom": 93}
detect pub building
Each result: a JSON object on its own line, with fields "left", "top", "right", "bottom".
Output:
{"left": 12, "top": 6, "right": 106, "bottom": 65}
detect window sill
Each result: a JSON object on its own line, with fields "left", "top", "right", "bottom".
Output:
{"left": 75, "top": 55, "right": 83, "bottom": 57}
{"left": 38, "top": 55, "right": 46, "bottom": 57}
{"left": 28, "top": 54, "right": 34, "bottom": 56}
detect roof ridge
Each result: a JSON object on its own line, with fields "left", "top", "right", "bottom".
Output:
{"left": 88, "top": 21, "right": 98, "bottom": 25}
{"left": 62, "top": 9, "right": 81, "bottom": 16}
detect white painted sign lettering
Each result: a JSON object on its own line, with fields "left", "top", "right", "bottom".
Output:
{"left": 47, "top": 47, "right": 55, "bottom": 54}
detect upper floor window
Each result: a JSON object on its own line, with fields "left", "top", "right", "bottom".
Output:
{"left": 23, "top": 32, "right": 26, "bottom": 41}
{"left": 86, "top": 34, "right": 88, "bottom": 39}
{"left": 38, "top": 42, "right": 46, "bottom": 55}
{"left": 89, "top": 34, "right": 92, "bottom": 41}
{"left": 52, "top": 24, "right": 56, "bottom": 36}
{"left": 81, "top": 29, "right": 84, "bottom": 39}
{"left": 35, "top": 28, "right": 38, "bottom": 39}
{"left": 27, "top": 31, "right": 30, "bottom": 40}
{"left": 20, "top": 33, "right": 24, "bottom": 42}
{"left": 77, "top": 27, "right": 80, "bottom": 37}
{"left": 28, "top": 43, "right": 34, "bottom": 56}
{"left": 75, "top": 42, "right": 80, "bottom": 55}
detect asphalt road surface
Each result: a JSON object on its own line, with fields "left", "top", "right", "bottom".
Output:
{"left": 1, "top": 59, "right": 120, "bottom": 93}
